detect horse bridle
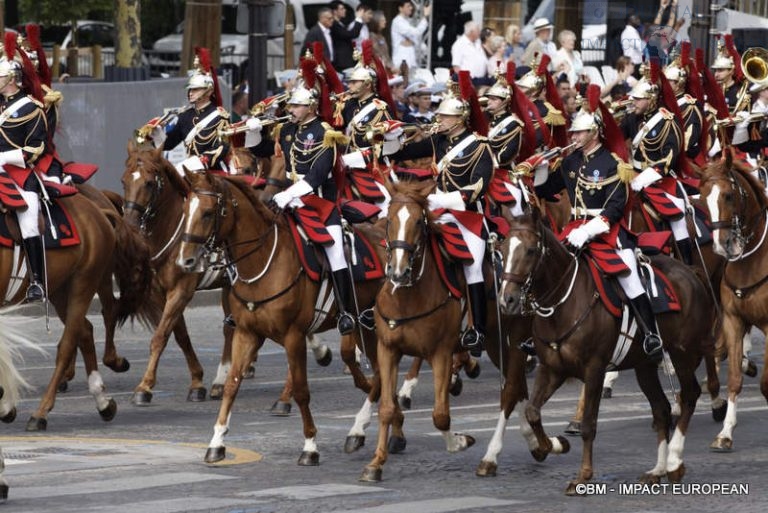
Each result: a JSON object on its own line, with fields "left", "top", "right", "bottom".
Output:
{"left": 181, "top": 184, "right": 230, "bottom": 260}
{"left": 704, "top": 170, "right": 760, "bottom": 260}
{"left": 124, "top": 167, "right": 164, "bottom": 233}
{"left": 384, "top": 202, "right": 428, "bottom": 286}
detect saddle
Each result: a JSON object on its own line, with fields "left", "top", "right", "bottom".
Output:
{"left": 0, "top": 198, "right": 81, "bottom": 249}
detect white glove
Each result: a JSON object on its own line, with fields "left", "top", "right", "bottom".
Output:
{"left": 427, "top": 190, "right": 465, "bottom": 211}
{"left": 533, "top": 159, "right": 550, "bottom": 187}
{"left": 273, "top": 179, "right": 313, "bottom": 209}
{"left": 566, "top": 226, "right": 590, "bottom": 248}
{"left": 44, "top": 175, "right": 61, "bottom": 184}
{"left": 631, "top": 167, "right": 662, "bottom": 192}
{"left": 0, "top": 149, "right": 25, "bottom": 168}
{"left": 273, "top": 190, "right": 292, "bottom": 209}
{"left": 382, "top": 138, "right": 402, "bottom": 156}
{"left": 732, "top": 114, "right": 751, "bottom": 145}
{"left": 245, "top": 118, "right": 263, "bottom": 131}
{"left": 567, "top": 216, "right": 609, "bottom": 248}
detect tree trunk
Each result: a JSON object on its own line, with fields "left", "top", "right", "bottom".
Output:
{"left": 114, "top": 0, "right": 142, "bottom": 68}
{"left": 180, "top": 0, "right": 222, "bottom": 76}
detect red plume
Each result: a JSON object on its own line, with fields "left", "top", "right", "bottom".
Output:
{"left": 680, "top": 41, "right": 691, "bottom": 68}
{"left": 26, "top": 23, "right": 51, "bottom": 87}
{"left": 697, "top": 48, "right": 729, "bottom": 119}
{"left": 458, "top": 70, "right": 488, "bottom": 136}
{"left": 18, "top": 49, "right": 43, "bottom": 103}
{"left": 361, "top": 39, "right": 374, "bottom": 67}
{"left": 299, "top": 55, "right": 317, "bottom": 90}
{"left": 505, "top": 61, "right": 516, "bottom": 88}
{"left": 536, "top": 54, "right": 550, "bottom": 77}
{"left": 311, "top": 41, "right": 343, "bottom": 94}
{"left": 194, "top": 46, "right": 222, "bottom": 108}
{"left": 724, "top": 34, "right": 744, "bottom": 82}
{"left": 5, "top": 31, "right": 17, "bottom": 60}
{"left": 649, "top": 57, "right": 660, "bottom": 86}
{"left": 587, "top": 83, "right": 601, "bottom": 114}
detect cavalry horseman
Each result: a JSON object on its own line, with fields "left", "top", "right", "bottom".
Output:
{"left": 139, "top": 47, "right": 230, "bottom": 173}
{"left": 391, "top": 71, "right": 494, "bottom": 355}
{"left": 270, "top": 61, "right": 357, "bottom": 336}
{"left": 534, "top": 84, "right": 663, "bottom": 361}
{"left": 336, "top": 40, "right": 397, "bottom": 213}
{"left": 0, "top": 33, "right": 49, "bottom": 302}
{"left": 711, "top": 35, "right": 747, "bottom": 115}
{"left": 516, "top": 54, "right": 568, "bottom": 149}
{"left": 626, "top": 59, "right": 694, "bottom": 265}
{"left": 664, "top": 42, "right": 707, "bottom": 165}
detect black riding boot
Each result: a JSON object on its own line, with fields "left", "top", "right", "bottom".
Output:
{"left": 23, "top": 236, "right": 46, "bottom": 302}
{"left": 461, "top": 283, "right": 487, "bottom": 357}
{"left": 630, "top": 294, "right": 663, "bottom": 362}
{"left": 332, "top": 269, "right": 356, "bottom": 335}
{"left": 676, "top": 238, "right": 693, "bottom": 265}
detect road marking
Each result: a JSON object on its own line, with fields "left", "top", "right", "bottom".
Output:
{"left": 9, "top": 471, "right": 237, "bottom": 500}
{"left": 325, "top": 497, "right": 525, "bottom": 513}
{"left": 238, "top": 483, "right": 389, "bottom": 499}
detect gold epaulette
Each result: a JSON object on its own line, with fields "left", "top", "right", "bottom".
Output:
{"left": 658, "top": 107, "right": 674, "bottom": 120}
{"left": 372, "top": 98, "right": 388, "bottom": 110}
{"left": 28, "top": 95, "right": 44, "bottom": 109}
{"left": 612, "top": 152, "right": 634, "bottom": 183}
{"left": 42, "top": 86, "right": 63, "bottom": 108}
{"left": 542, "top": 101, "right": 566, "bottom": 126}
{"left": 323, "top": 128, "right": 349, "bottom": 147}
{"left": 682, "top": 94, "right": 696, "bottom": 105}
{"left": 472, "top": 133, "right": 489, "bottom": 142}
{"left": 216, "top": 107, "right": 230, "bottom": 119}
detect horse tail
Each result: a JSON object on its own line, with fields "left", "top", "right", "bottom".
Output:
{"left": 108, "top": 213, "right": 157, "bottom": 327}
{"left": 0, "top": 307, "right": 46, "bottom": 415}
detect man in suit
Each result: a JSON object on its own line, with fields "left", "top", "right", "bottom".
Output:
{"left": 303, "top": 7, "right": 335, "bottom": 62}
{"left": 329, "top": 1, "right": 366, "bottom": 72}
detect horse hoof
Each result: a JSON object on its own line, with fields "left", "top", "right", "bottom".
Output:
{"left": 243, "top": 366, "right": 256, "bottom": 380}
{"left": 602, "top": 387, "right": 612, "bottom": 399}
{"left": 25, "top": 416, "right": 47, "bottom": 432}
{"left": 530, "top": 448, "right": 548, "bottom": 462}
{"left": 297, "top": 451, "right": 319, "bottom": 466}
{"left": 359, "top": 466, "right": 382, "bottom": 482}
{"left": 204, "top": 446, "right": 226, "bottom": 464}
{"left": 98, "top": 399, "right": 117, "bottom": 422}
{"left": 316, "top": 348, "right": 333, "bottom": 367}
{"left": 476, "top": 460, "right": 497, "bottom": 477}
{"left": 710, "top": 436, "right": 733, "bottom": 452}
{"left": 57, "top": 381, "right": 68, "bottom": 393}
{"left": 712, "top": 402, "right": 727, "bottom": 422}
{"left": 187, "top": 387, "right": 207, "bottom": 402}
{"left": 464, "top": 434, "right": 476, "bottom": 449}
{"left": 398, "top": 395, "right": 412, "bottom": 410}
{"left": 344, "top": 435, "right": 365, "bottom": 453}
{"left": 106, "top": 357, "right": 130, "bottom": 373}
{"left": 667, "top": 463, "right": 686, "bottom": 483}
{"left": 565, "top": 480, "right": 586, "bottom": 496}
{"left": 465, "top": 360, "right": 481, "bottom": 379}
{"left": 449, "top": 375, "right": 463, "bottom": 396}
{"left": 525, "top": 356, "right": 537, "bottom": 375}
{"left": 210, "top": 384, "right": 224, "bottom": 400}
{"left": 388, "top": 436, "right": 407, "bottom": 454}
{"left": 744, "top": 359, "right": 758, "bottom": 377}
{"left": 640, "top": 472, "right": 662, "bottom": 485}
{"left": 564, "top": 421, "right": 581, "bottom": 436}
{"left": 269, "top": 400, "right": 292, "bottom": 416}
{"left": 131, "top": 390, "right": 153, "bottom": 406}
{"left": 1, "top": 407, "right": 16, "bottom": 424}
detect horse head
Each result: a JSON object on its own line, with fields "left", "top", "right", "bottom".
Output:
{"left": 498, "top": 210, "right": 546, "bottom": 315}
{"left": 177, "top": 170, "right": 233, "bottom": 273}
{"left": 383, "top": 180, "right": 434, "bottom": 288}
{"left": 700, "top": 152, "right": 768, "bottom": 259}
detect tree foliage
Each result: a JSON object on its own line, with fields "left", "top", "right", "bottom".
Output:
{"left": 19, "top": 0, "right": 113, "bottom": 25}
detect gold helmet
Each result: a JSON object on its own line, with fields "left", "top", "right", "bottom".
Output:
{"left": 186, "top": 55, "right": 215, "bottom": 91}
{"left": 483, "top": 64, "right": 512, "bottom": 100}
{"left": 435, "top": 79, "right": 468, "bottom": 118}
{"left": 288, "top": 54, "right": 321, "bottom": 107}
{"left": 348, "top": 45, "right": 377, "bottom": 84}
{"left": 0, "top": 32, "right": 24, "bottom": 86}
{"left": 517, "top": 53, "right": 548, "bottom": 96}
{"left": 711, "top": 36, "right": 734, "bottom": 70}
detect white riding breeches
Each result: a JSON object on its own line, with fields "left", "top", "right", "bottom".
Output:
{"left": 374, "top": 182, "right": 391, "bottom": 219}
{"left": 663, "top": 192, "right": 689, "bottom": 241}
{"left": 616, "top": 248, "right": 645, "bottom": 299}
{"left": 503, "top": 182, "right": 525, "bottom": 217}
{"left": 16, "top": 189, "right": 40, "bottom": 239}
{"left": 324, "top": 224, "right": 347, "bottom": 272}
{"left": 437, "top": 212, "right": 486, "bottom": 284}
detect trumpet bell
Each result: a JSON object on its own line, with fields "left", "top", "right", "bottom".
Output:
{"left": 742, "top": 47, "right": 768, "bottom": 86}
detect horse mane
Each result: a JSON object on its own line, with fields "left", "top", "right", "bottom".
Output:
{"left": 703, "top": 157, "right": 768, "bottom": 211}
{"left": 390, "top": 179, "right": 441, "bottom": 231}
{"left": 126, "top": 149, "right": 190, "bottom": 196}
{"left": 220, "top": 173, "right": 284, "bottom": 225}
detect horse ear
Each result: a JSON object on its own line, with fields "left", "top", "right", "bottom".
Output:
{"left": 153, "top": 144, "right": 164, "bottom": 161}
{"left": 127, "top": 138, "right": 137, "bottom": 154}
{"left": 382, "top": 177, "right": 397, "bottom": 197}
{"left": 725, "top": 147, "right": 734, "bottom": 170}
{"left": 530, "top": 204, "right": 542, "bottom": 225}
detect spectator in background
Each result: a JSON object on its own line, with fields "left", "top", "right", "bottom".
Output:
{"left": 621, "top": 14, "right": 644, "bottom": 68}
{"left": 369, "top": 10, "right": 395, "bottom": 73}
{"left": 230, "top": 89, "right": 249, "bottom": 123}
{"left": 480, "top": 27, "right": 496, "bottom": 59}
{"left": 329, "top": 1, "right": 366, "bottom": 72}
{"left": 601, "top": 55, "right": 636, "bottom": 99}
{"left": 521, "top": 18, "right": 556, "bottom": 67}
{"left": 389, "top": 75, "right": 408, "bottom": 119}
{"left": 561, "top": 90, "right": 579, "bottom": 119}
{"left": 352, "top": 4, "right": 374, "bottom": 52}
{"left": 391, "top": 0, "right": 431, "bottom": 70}
{"left": 504, "top": 24, "right": 526, "bottom": 66}
{"left": 556, "top": 74, "right": 571, "bottom": 98}
{"left": 303, "top": 7, "right": 335, "bottom": 62}
{"left": 552, "top": 29, "right": 583, "bottom": 86}
{"left": 486, "top": 35, "right": 508, "bottom": 77}
{"left": 451, "top": 21, "right": 487, "bottom": 82}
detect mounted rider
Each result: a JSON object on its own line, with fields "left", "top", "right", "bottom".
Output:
{"left": 664, "top": 42, "right": 707, "bottom": 166}
{"left": 626, "top": 58, "right": 694, "bottom": 264}
{"left": 533, "top": 84, "right": 663, "bottom": 361}
{"left": 0, "top": 33, "right": 49, "bottom": 302}
{"left": 270, "top": 57, "right": 357, "bottom": 336}
{"left": 516, "top": 54, "right": 568, "bottom": 150}
{"left": 138, "top": 47, "right": 230, "bottom": 173}
{"left": 711, "top": 35, "right": 746, "bottom": 115}
{"left": 391, "top": 71, "right": 494, "bottom": 355}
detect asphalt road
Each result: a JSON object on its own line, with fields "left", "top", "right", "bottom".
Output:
{"left": 1, "top": 301, "right": 767, "bottom": 513}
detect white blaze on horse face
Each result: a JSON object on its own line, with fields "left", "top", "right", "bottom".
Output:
{"left": 706, "top": 184, "right": 726, "bottom": 255}
{"left": 177, "top": 195, "right": 202, "bottom": 267}
{"left": 500, "top": 236, "right": 523, "bottom": 306}
{"left": 391, "top": 206, "right": 412, "bottom": 277}
{"left": 131, "top": 171, "right": 141, "bottom": 182}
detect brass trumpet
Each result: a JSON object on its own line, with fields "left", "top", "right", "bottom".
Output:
{"left": 249, "top": 92, "right": 290, "bottom": 116}
{"left": 715, "top": 111, "right": 768, "bottom": 127}
{"left": 218, "top": 115, "right": 292, "bottom": 141}
{"left": 135, "top": 105, "right": 192, "bottom": 144}
{"left": 365, "top": 121, "right": 439, "bottom": 145}
{"left": 330, "top": 91, "right": 353, "bottom": 103}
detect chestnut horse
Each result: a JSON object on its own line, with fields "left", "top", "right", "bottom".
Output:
{"left": 177, "top": 170, "right": 385, "bottom": 465}
{"left": 699, "top": 156, "right": 768, "bottom": 451}
{"left": 121, "top": 145, "right": 332, "bottom": 406}
{"left": 498, "top": 210, "right": 718, "bottom": 494}
{"left": 0, "top": 190, "right": 153, "bottom": 431}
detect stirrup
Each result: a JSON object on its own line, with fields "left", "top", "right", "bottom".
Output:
{"left": 519, "top": 337, "right": 537, "bottom": 356}
{"left": 358, "top": 308, "right": 375, "bottom": 331}
{"left": 223, "top": 314, "right": 236, "bottom": 328}
{"left": 461, "top": 327, "right": 485, "bottom": 357}
{"left": 25, "top": 282, "right": 45, "bottom": 303}
{"left": 643, "top": 333, "right": 663, "bottom": 362}
{"left": 337, "top": 312, "right": 356, "bottom": 335}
